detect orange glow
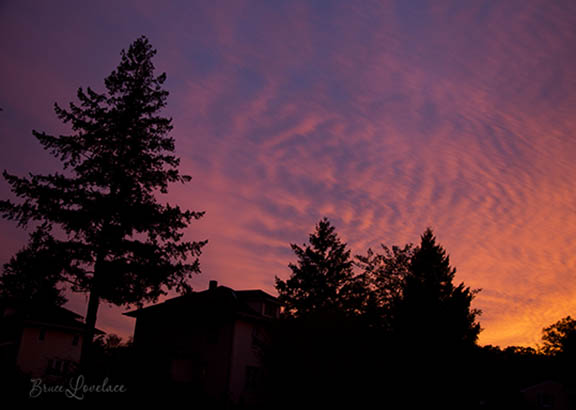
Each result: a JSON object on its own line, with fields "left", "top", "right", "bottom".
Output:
{"left": 1, "top": 0, "right": 575, "bottom": 348}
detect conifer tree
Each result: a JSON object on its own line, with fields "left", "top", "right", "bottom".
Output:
{"left": 393, "top": 228, "right": 481, "bottom": 348}
{"left": 275, "top": 218, "right": 355, "bottom": 318}
{"left": 0, "top": 36, "right": 206, "bottom": 368}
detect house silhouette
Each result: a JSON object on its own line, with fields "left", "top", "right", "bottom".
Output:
{"left": 0, "top": 300, "right": 96, "bottom": 380}
{"left": 124, "top": 281, "right": 280, "bottom": 406}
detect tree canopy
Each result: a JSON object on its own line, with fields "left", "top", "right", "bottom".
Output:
{"left": 392, "top": 228, "right": 482, "bottom": 348}
{"left": 354, "top": 243, "right": 414, "bottom": 329}
{"left": 541, "top": 316, "right": 576, "bottom": 357}
{"left": 0, "top": 36, "right": 206, "bottom": 367}
{"left": 0, "top": 224, "right": 68, "bottom": 307}
{"left": 275, "top": 218, "right": 356, "bottom": 318}
{"left": 270, "top": 223, "right": 484, "bottom": 408}
{"left": 275, "top": 221, "right": 481, "bottom": 347}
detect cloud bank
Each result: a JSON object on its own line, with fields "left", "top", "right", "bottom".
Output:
{"left": 1, "top": 0, "right": 575, "bottom": 347}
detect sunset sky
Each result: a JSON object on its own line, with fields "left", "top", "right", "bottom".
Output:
{"left": 1, "top": 0, "right": 575, "bottom": 347}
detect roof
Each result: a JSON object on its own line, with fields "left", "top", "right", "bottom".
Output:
{"left": 0, "top": 300, "right": 103, "bottom": 334}
{"left": 124, "top": 286, "right": 279, "bottom": 320}
{"left": 236, "top": 289, "right": 278, "bottom": 301}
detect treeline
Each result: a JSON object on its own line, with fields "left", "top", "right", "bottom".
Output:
{"left": 275, "top": 218, "right": 480, "bottom": 346}
{"left": 264, "top": 218, "right": 576, "bottom": 409}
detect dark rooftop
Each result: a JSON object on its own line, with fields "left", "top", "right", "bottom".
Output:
{"left": 0, "top": 300, "right": 103, "bottom": 333}
{"left": 124, "top": 283, "right": 279, "bottom": 320}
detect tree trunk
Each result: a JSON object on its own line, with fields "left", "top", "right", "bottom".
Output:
{"left": 80, "top": 257, "right": 102, "bottom": 375}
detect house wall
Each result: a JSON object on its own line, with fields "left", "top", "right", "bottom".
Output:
{"left": 16, "top": 326, "right": 82, "bottom": 378}
{"left": 129, "top": 290, "right": 279, "bottom": 405}
{"left": 228, "top": 319, "right": 267, "bottom": 405}
{"left": 133, "top": 310, "right": 236, "bottom": 400}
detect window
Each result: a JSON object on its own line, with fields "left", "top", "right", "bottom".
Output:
{"left": 252, "top": 325, "right": 267, "bottom": 350}
{"left": 72, "top": 334, "right": 80, "bottom": 346}
{"left": 48, "top": 359, "right": 66, "bottom": 376}
{"left": 38, "top": 328, "right": 46, "bottom": 341}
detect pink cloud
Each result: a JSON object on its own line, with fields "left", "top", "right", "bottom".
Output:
{"left": 1, "top": 0, "right": 576, "bottom": 348}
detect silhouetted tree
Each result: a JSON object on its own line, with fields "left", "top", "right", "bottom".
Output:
{"left": 0, "top": 36, "right": 206, "bottom": 371}
{"left": 275, "top": 218, "right": 357, "bottom": 318}
{"left": 541, "top": 316, "right": 576, "bottom": 356}
{"left": 354, "top": 243, "right": 413, "bottom": 329}
{"left": 271, "top": 225, "right": 489, "bottom": 408}
{"left": 392, "top": 228, "right": 481, "bottom": 349}
{"left": 539, "top": 316, "right": 576, "bottom": 391}
{"left": 0, "top": 224, "right": 69, "bottom": 307}
{"left": 270, "top": 218, "right": 382, "bottom": 407}
{"left": 95, "top": 333, "right": 124, "bottom": 351}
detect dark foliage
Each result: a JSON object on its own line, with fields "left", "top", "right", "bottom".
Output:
{"left": 354, "top": 243, "right": 414, "bottom": 329}
{"left": 269, "top": 224, "right": 488, "bottom": 408}
{"left": 392, "top": 228, "right": 482, "bottom": 350}
{"left": 0, "top": 224, "right": 69, "bottom": 307}
{"left": 0, "top": 36, "right": 206, "bottom": 368}
{"left": 541, "top": 316, "right": 576, "bottom": 357}
{"left": 275, "top": 218, "right": 357, "bottom": 318}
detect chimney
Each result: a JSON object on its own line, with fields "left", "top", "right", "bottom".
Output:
{"left": 209, "top": 280, "right": 218, "bottom": 291}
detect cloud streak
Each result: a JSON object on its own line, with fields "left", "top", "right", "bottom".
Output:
{"left": 1, "top": 0, "right": 575, "bottom": 347}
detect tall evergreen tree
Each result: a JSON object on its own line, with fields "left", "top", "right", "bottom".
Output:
{"left": 393, "top": 228, "right": 481, "bottom": 348}
{"left": 0, "top": 36, "right": 206, "bottom": 368}
{"left": 275, "top": 218, "right": 356, "bottom": 318}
